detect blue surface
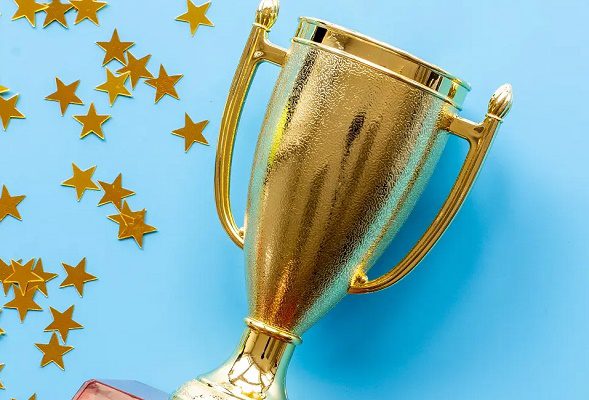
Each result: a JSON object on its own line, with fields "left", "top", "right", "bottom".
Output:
{"left": 0, "top": 0, "right": 587, "bottom": 399}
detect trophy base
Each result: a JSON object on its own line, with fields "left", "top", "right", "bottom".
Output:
{"left": 73, "top": 380, "right": 169, "bottom": 400}
{"left": 171, "top": 379, "right": 244, "bottom": 400}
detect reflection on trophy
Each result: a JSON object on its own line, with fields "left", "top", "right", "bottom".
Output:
{"left": 173, "top": 0, "right": 512, "bottom": 399}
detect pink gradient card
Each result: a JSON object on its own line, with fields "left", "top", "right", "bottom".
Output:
{"left": 73, "top": 380, "right": 168, "bottom": 400}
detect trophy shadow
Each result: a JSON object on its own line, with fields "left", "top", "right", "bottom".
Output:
{"left": 293, "top": 136, "right": 507, "bottom": 387}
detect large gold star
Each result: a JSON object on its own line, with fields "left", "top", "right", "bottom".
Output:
{"left": 4, "top": 259, "right": 42, "bottom": 295}
{"left": 117, "top": 52, "right": 153, "bottom": 89}
{"left": 73, "top": 103, "right": 110, "bottom": 140}
{"left": 4, "top": 287, "right": 42, "bottom": 322}
{"left": 28, "top": 258, "right": 58, "bottom": 297}
{"left": 109, "top": 201, "right": 157, "bottom": 248}
{"left": 42, "top": 0, "right": 73, "bottom": 28}
{"left": 95, "top": 68, "right": 132, "bottom": 106}
{"left": 0, "top": 185, "right": 25, "bottom": 222}
{"left": 96, "top": 29, "right": 134, "bottom": 65}
{"left": 0, "top": 95, "right": 25, "bottom": 131}
{"left": 60, "top": 258, "right": 97, "bottom": 297}
{"left": 70, "top": 0, "right": 107, "bottom": 25}
{"left": 44, "top": 305, "right": 83, "bottom": 342}
{"left": 12, "top": 0, "right": 47, "bottom": 27}
{"left": 45, "top": 78, "right": 83, "bottom": 116}
{"left": 35, "top": 332, "right": 73, "bottom": 370}
{"left": 176, "top": 0, "right": 214, "bottom": 36}
{"left": 98, "top": 173, "right": 135, "bottom": 210}
{"left": 172, "top": 113, "right": 209, "bottom": 152}
{"left": 144, "top": 65, "right": 183, "bottom": 103}
{"left": 61, "top": 163, "right": 100, "bottom": 201}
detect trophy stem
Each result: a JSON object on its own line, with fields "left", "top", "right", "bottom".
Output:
{"left": 172, "top": 319, "right": 299, "bottom": 400}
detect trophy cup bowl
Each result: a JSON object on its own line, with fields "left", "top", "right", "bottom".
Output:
{"left": 173, "top": 1, "right": 512, "bottom": 399}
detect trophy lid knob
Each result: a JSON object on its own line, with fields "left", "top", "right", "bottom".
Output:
{"left": 256, "top": 0, "right": 279, "bottom": 30}
{"left": 487, "top": 83, "right": 513, "bottom": 119}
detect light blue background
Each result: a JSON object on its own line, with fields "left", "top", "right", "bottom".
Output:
{"left": 1, "top": 0, "right": 588, "bottom": 398}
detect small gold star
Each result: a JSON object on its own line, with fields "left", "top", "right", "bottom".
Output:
{"left": 0, "top": 86, "right": 8, "bottom": 94}
{"left": 0, "top": 185, "right": 25, "bottom": 222}
{"left": 4, "top": 287, "right": 42, "bottom": 322}
{"left": 98, "top": 173, "right": 135, "bottom": 210}
{"left": 0, "top": 95, "right": 25, "bottom": 131}
{"left": 73, "top": 103, "right": 110, "bottom": 140}
{"left": 61, "top": 163, "right": 100, "bottom": 201}
{"left": 28, "top": 258, "right": 58, "bottom": 297}
{"left": 35, "top": 332, "right": 73, "bottom": 370}
{"left": 12, "top": 0, "right": 48, "bottom": 27}
{"left": 4, "top": 259, "right": 42, "bottom": 295}
{"left": 44, "top": 305, "right": 83, "bottom": 342}
{"left": 45, "top": 78, "right": 83, "bottom": 116}
{"left": 42, "top": 0, "right": 73, "bottom": 28}
{"left": 109, "top": 201, "right": 157, "bottom": 248}
{"left": 145, "top": 65, "right": 183, "bottom": 103}
{"left": 97, "top": 29, "right": 134, "bottom": 65}
{"left": 172, "top": 113, "right": 209, "bottom": 152}
{"left": 70, "top": 0, "right": 107, "bottom": 25}
{"left": 95, "top": 68, "right": 132, "bottom": 106}
{"left": 0, "top": 258, "right": 15, "bottom": 295}
{"left": 60, "top": 258, "right": 97, "bottom": 297}
{"left": 176, "top": 0, "right": 214, "bottom": 36}
{"left": 0, "top": 363, "right": 4, "bottom": 389}
{"left": 117, "top": 52, "right": 153, "bottom": 89}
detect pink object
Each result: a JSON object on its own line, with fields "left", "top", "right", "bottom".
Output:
{"left": 73, "top": 380, "right": 168, "bottom": 400}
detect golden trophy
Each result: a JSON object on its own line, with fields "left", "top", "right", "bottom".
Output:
{"left": 173, "top": 0, "right": 513, "bottom": 399}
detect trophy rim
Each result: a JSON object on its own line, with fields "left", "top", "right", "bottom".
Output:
{"left": 295, "top": 17, "right": 471, "bottom": 109}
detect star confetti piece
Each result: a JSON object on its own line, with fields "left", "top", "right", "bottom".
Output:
{"left": 109, "top": 201, "right": 157, "bottom": 248}
{"left": 176, "top": 0, "right": 214, "bottom": 36}
{"left": 12, "top": 0, "right": 47, "bottom": 27}
{"left": 0, "top": 185, "right": 25, "bottom": 222}
{"left": 42, "top": 0, "right": 74, "bottom": 28}
{"left": 73, "top": 103, "right": 111, "bottom": 140}
{"left": 62, "top": 163, "right": 100, "bottom": 201}
{"left": 0, "top": 363, "right": 4, "bottom": 389}
{"left": 4, "top": 287, "right": 42, "bottom": 322}
{"left": 117, "top": 52, "right": 153, "bottom": 89}
{"left": 45, "top": 78, "right": 84, "bottom": 116}
{"left": 0, "top": 258, "right": 15, "bottom": 295}
{"left": 70, "top": 0, "right": 107, "bottom": 25}
{"left": 35, "top": 332, "right": 73, "bottom": 370}
{"left": 172, "top": 113, "right": 209, "bottom": 151}
{"left": 95, "top": 68, "right": 132, "bottom": 106}
{"left": 98, "top": 173, "right": 135, "bottom": 210}
{"left": 44, "top": 305, "right": 83, "bottom": 342}
{"left": 145, "top": 65, "right": 183, "bottom": 103}
{"left": 4, "top": 259, "right": 42, "bottom": 295}
{"left": 28, "top": 258, "right": 58, "bottom": 297}
{"left": 0, "top": 94, "right": 25, "bottom": 131}
{"left": 97, "top": 28, "right": 134, "bottom": 65}
{"left": 60, "top": 258, "right": 97, "bottom": 297}
{"left": 0, "top": 86, "right": 8, "bottom": 94}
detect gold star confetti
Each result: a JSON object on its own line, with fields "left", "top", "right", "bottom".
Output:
{"left": 28, "top": 258, "right": 58, "bottom": 297}
{"left": 0, "top": 86, "right": 8, "bottom": 94}
{"left": 73, "top": 103, "right": 110, "bottom": 140}
{"left": 117, "top": 52, "right": 153, "bottom": 89}
{"left": 11, "top": 0, "right": 47, "bottom": 27}
{"left": 109, "top": 201, "right": 157, "bottom": 248}
{"left": 4, "top": 259, "right": 42, "bottom": 295}
{"left": 4, "top": 287, "right": 42, "bottom": 322}
{"left": 0, "top": 95, "right": 25, "bottom": 131}
{"left": 176, "top": 0, "right": 214, "bottom": 36}
{"left": 0, "top": 185, "right": 25, "bottom": 222}
{"left": 0, "top": 258, "right": 15, "bottom": 295}
{"left": 172, "top": 113, "right": 209, "bottom": 152}
{"left": 98, "top": 173, "right": 135, "bottom": 210}
{"left": 61, "top": 163, "right": 100, "bottom": 201}
{"left": 35, "top": 332, "right": 73, "bottom": 370}
{"left": 45, "top": 78, "right": 83, "bottom": 116}
{"left": 42, "top": 0, "right": 73, "bottom": 28}
{"left": 96, "top": 28, "right": 134, "bottom": 65}
{"left": 70, "top": 0, "right": 107, "bottom": 25}
{"left": 95, "top": 68, "right": 132, "bottom": 106}
{"left": 60, "top": 258, "right": 97, "bottom": 297}
{"left": 145, "top": 65, "right": 183, "bottom": 103}
{"left": 44, "top": 305, "right": 83, "bottom": 342}
{"left": 0, "top": 363, "right": 4, "bottom": 389}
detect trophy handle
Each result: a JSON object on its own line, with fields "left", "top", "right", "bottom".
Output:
{"left": 215, "top": 0, "right": 287, "bottom": 248}
{"left": 349, "top": 84, "right": 513, "bottom": 294}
